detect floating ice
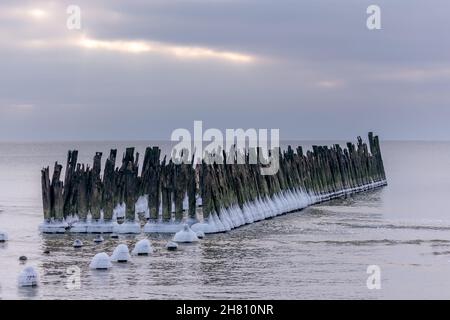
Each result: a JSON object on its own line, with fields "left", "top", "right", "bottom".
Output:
{"left": 89, "top": 252, "right": 112, "bottom": 270}
{"left": 18, "top": 266, "right": 39, "bottom": 287}
{"left": 0, "top": 230, "right": 8, "bottom": 242}
{"left": 166, "top": 241, "right": 178, "bottom": 251}
{"left": 73, "top": 239, "right": 83, "bottom": 248}
{"left": 94, "top": 235, "right": 104, "bottom": 243}
{"left": 173, "top": 224, "right": 199, "bottom": 243}
{"left": 111, "top": 244, "right": 131, "bottom": 262}
{"left": 132, "top": 239, "right": 153, "bottom": 256}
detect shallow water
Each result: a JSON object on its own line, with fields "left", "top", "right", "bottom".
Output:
{"left": 1, "top": 141, "right": 450, "bottom": 299}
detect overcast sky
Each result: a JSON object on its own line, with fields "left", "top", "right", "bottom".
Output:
{"left": 0, "top": 0, "right": 449, "bottom": 141}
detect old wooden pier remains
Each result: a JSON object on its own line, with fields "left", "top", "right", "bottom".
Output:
{"left": 40, "top": 133, "right": 387, "bottom": 234}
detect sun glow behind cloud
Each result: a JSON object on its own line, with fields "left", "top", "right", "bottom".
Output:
{"left": 77, "top": 36, "right": 255, "bottom": 63}
{"left": 28, "top": 8, "right": 48, "bottom": 19}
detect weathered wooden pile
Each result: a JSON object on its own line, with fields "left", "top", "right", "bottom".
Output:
{"left": 40, "top": 132, "right": 386, "bottom": 233}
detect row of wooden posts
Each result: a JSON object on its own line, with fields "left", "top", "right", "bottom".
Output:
{"left": 41, "top": 133, "right": 386, "bottom": 223}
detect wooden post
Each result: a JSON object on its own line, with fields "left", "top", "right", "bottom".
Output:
{"left": 102, "top": 149, "right": 117, "bottom": 221}
{"left": 41, "top": 167, "right": 51, "bottom": 221}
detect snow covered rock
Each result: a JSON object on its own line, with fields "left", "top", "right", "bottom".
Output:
{"left": 18, "top": 266, "right": 39, "bottom": 287}
{"left": 89, "top": 252, "right": 112, "bottom": 270}
{"left": 111, "top": 244, "right": 131, "bottom": 263}
{"left": 132, "top": 239, "right": 153, "bottom": 256}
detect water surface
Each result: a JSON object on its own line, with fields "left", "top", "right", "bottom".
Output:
{"left": 1, "top": 141, "right": 450, "bottom": 299}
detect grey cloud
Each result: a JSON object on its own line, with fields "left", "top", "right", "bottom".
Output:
{"left": 0, "top": 0, "right": 449, "bottom": 141}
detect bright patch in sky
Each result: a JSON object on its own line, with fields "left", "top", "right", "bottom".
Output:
{"left": 28, "top": 8, "right": 48, "bottom": 19}
{"left": 77, "top": 36, "right": 255, "bottom": 63}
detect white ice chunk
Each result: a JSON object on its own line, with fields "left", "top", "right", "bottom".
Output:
{"left": 173, "top": 224, "right": 199, "bottom": 243}
{"left": 89, "top": 252, "right": 112, "bottom": 270}
{"left": 135, "top": 195, "right": 149, "bottom": 218}
{"left": 113, "top": 203, "right": 126, "bottom": 219}
{"left": 18, "top": 266, "right": 39, "bottom": 287}
{"left": 132, "top": 239, "right": 153, "bottom": 256}
{"left": 111, "top": 244, "right": 131, "bottom": 262}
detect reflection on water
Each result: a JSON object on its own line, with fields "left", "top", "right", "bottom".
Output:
{"left": 2, "top": 141, "right": 450, "bottom": 299}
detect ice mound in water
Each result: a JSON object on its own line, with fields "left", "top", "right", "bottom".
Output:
{"left": 18, "top": 266, "right": 39, "bottom": 287}
{"left": 173, "top": 224, "right": 199, "bottom": 243}
{"left": 0, "top": 230, "right": 8, "bottom": 242}
{"left": 110, "top": 244, "right": 131, "bottom": 262}
{"left": 132, "top": 239, "right": 153, "bottom": 256}
{"left": 73, "top": 239, "right": 83, "bottom": 248}
{"left": 89, "top": 252, "right": 112, "bottom": 270}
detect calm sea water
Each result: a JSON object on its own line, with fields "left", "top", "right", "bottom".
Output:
{"left": 1, "top": 141, "right": 450, "bottom": 299}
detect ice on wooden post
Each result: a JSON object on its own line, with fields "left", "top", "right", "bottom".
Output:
{"left": 40, "top": 133, "right": 387, "bottom": 235}
{"left": 173, "top": 224, "right": 199, "bottom": 243}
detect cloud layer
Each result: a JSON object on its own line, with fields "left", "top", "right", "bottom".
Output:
{"left": 0, "top": 0, "right": 449, "bottom": 141}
